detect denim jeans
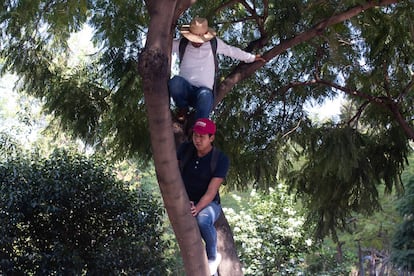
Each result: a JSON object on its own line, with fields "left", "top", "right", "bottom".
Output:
{"left": 168, "top": 76, "right": 214, "bottom": 119}
{"left": 196, "top": 201, "right": 222, "bottom": 260}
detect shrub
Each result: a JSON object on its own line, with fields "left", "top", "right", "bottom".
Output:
{"left": 224, "top": 186, "right": 312, "bottom": 275}
{"left": 391, "top": 176, "right": 414, "bottom": 272}
{"left": 0, "top": 149, "right": 169, "bottom": 275}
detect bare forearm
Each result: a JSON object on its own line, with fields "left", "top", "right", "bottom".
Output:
{"left": 190, "top": 177, "right": 223, "bottom": 216}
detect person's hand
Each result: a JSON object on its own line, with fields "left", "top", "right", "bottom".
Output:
{"left": 255, "top": 54, "right": 266, "bottom": 63}
{"left": 190, "top": 201, "right": 198, "bottom": 217}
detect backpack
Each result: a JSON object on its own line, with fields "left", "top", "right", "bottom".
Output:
{"left": 178, "top": 37, "right": 219, "bottom": 97}
{"left": 178, "top": 142, "right": 220, "bottom": 175}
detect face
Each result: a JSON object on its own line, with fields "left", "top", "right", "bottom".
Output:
{"left": 191, "top": 42, "right": 203, "bottom": 48}
{"left": 192, "top": 132, "right": 214, "bottom": 153}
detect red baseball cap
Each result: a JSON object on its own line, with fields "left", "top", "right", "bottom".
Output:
{"left": 193, "top": 118, "right": 216, "bottom": 135}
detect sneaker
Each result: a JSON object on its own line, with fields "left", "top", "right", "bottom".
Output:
{"left": 208, "top": 253, "right": 222, "bottom": 275}
{"left": 175, "top": 107, "right": 189, "bottom": 122}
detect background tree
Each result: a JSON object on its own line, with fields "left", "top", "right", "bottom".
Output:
{"left": 1, "top": 0, "right": 413, "bottom": 274}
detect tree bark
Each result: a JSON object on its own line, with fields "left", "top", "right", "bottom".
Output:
{"left": 139, "top": 1, "right": 210, "bottom": 275}
{"left": 140, "top": 1, "right": 245, "bottom": 274}
{"left": 216, "top": 212, "right": 244, "bottom": 275}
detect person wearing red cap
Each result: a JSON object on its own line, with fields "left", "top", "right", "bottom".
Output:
{"left": 177, "top": 118, "right": 230, "bottom": 275}
{"left": 169, "top": 16, "right": 265, "bottom": 121}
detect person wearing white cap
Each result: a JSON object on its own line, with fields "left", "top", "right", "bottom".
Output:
{"left": 169, "top": 17, "right": 265, "bottom": 122}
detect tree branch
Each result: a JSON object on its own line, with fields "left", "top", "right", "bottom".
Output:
{"left": 214, "top": 0, "right": 399, "bottom": 107}
{"left": 347, "top": 100, "right": 370, "bottom": 127}
{"left": 281, "top": 77, "right": 414, "bottom": 140}
{"left": 174, "top": 0, "right": 196, "bottom": 23}
{"left": 211, "top": 0, "right": 268, "bottom": 52}
{"left": 282, "top": 118, "right": 303, "bottom": 138}
{"left": 397, "top": 77, "right": 414, "bottom": 104}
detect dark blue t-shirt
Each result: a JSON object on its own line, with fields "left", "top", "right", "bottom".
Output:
{"left": 177, "top": 142, "right": 230, "bottom": 204}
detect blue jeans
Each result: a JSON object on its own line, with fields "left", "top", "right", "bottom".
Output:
{"left": 196, "top": 201, "right": 222, "bottom": 260}
{"left": 168, "top": 76, "right": 214, "bottom": 119}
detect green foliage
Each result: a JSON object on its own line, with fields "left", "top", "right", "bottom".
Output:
{"left": 311, "top": 186, "right": 402, "bottom": 275}
{"left": 391, "top": 174, "right": 414, "bottom": 272}
{"left": 0, "top": 148, "right": 170, "bottom": 275}
{"left": 287, "top": 123, "right": 410, "bottom": 241}
{"left": 1, "top": 0, "right": 151, "bottom": 160}
{"left": 222, "top": 178, "right": 407, "bottom": 275}
{"left": 302, "top": 159, "right": 413, "bottom": 275}
{"left": 224, "top": 186, "right": 312, "bottom": 275}
{"left": 0, "top": 131, "right": 22, "bottom": 159}
{"left": 304, "top": 245, "right": 356, "bottom": 275}
{"left": 1, "top": 0, "right": 414, "bottom": 243}
{"left": 351, "top": 186, "right": 401, "bottom": 248}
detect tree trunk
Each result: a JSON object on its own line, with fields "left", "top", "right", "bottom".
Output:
{"left": 336, "top": 241, "right": 344, "bottom": 263}
{"left": 216, "top": 212, "right": 244, "bottom": 275}
{"left": 140, "top": 1, "right": 405, "bottom": 274}
{"left": 141, "top": 1, "right": 244, "bottom": 274}
{"left": 139, "top": 1, "right": 209, "bottom": 275}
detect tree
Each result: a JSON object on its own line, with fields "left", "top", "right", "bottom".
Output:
{"left": 1, "top": 0, "right": 413, "bottom": 274}
{"left": 138, "top": 1, "right": 213, "bottom": 274}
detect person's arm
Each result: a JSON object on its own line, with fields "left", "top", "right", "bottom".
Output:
{"left": 190, "top": 177, "right": 223, "bottom": 216}
{"left": 254, "top": 54, "right": 266, "bottom": 63}
{"left": 216, "top": 37, "right": 266, "bottom": 63}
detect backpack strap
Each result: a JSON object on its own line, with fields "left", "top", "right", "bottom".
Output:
{"left": 179, "top": 142, "right": 220, "bottom": 176}
{"left": 210, "top": 146, "right": 219, "bottom": 175}
{"left": 179, "top": 143, "right": 224, "bottom": 204}
{"left": 179, "top": 141, "right": 195, "bottom": 173}
{"left": 209, "top": 37, "right": 219, "bottom": 98}
{"left": 178, "top": 37, "right": 189, "bottom": 64}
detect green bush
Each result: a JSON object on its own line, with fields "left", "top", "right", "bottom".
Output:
{"left": 0, "top": 149, "right": 169, "bottom": 275}
{"left": 224, "top": 186, "right": 312, "bottom": 275}
{"left": 224, "top": 187, "right": 357, "bottom": 275}
{"left": 391, "top": 175, "right": 414, "bottom": 272}
{"left": 304, "top": 245, "right": 355, "bottom": 275}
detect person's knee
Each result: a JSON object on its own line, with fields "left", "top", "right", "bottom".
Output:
{"left": 168, "top": 76, "right": 179, "bottom": 86}
{"left": 168, "top": 79, "right": 176, "bottom": 93}
{"left": 196, "top": 213, "right": 212, "bottom": 228}
{"left": 196, "top": 89, "right": 213, "bottom": 117}
{"left": 168, "top": 76, "right": 183, "bottom": 96}
{"left": 198, "top": 89, "right": 213, "bottom": 101}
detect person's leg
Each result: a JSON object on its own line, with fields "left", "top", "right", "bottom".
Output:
{"left": 193, "top": 87, "right": 213, "bottom": 119}
{"left": 169, "top": 77, "right": 213, "bottom": 119}
{"left": 168, "top": 76, "right": 193, "bottom": 109}
{"left": 196, "top": 202, "right": 222, "bottom": 260}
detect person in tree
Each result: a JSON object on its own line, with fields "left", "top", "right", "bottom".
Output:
{"left": 177, "top": 118, "right": 229, "bottom": 275}
{"left": 169, "top": 16, "right": 265, "bottom": 121}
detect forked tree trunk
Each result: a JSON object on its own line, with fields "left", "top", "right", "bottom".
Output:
{"left": 141, "top": 1, "right": 243, "bottom": 275}
{"left": 139, "top": 1, "right": 209, "bottom": 275}
{"left": 140, "top": 1, "right": 404, "bottom": 274}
